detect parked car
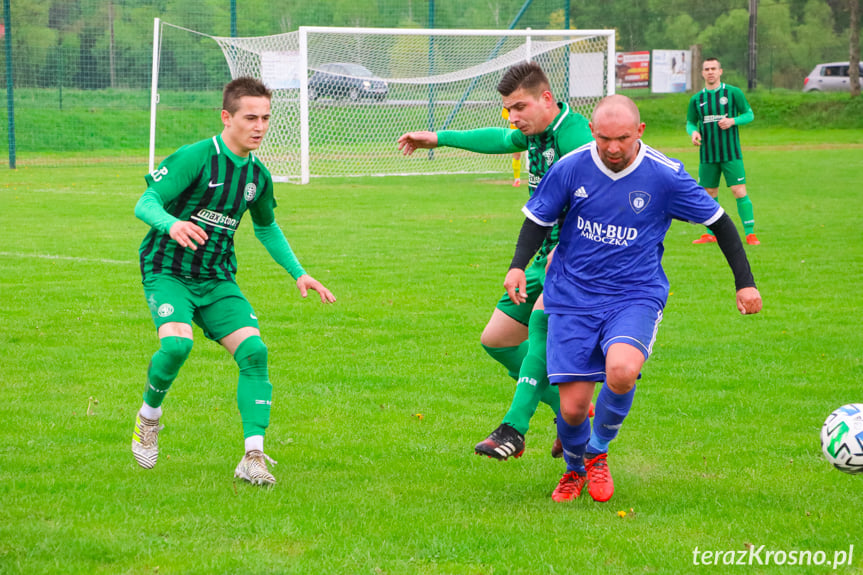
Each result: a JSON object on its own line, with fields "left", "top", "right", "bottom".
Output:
{"left": 308, "top": 63, "right": 388, "bottom": 101}
{"left": 803, "top": 61, "right": 863, "bottom": 92}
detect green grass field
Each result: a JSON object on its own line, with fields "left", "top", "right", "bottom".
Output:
{"left": 1, "top": 133, "right": 863, "bottom": 574}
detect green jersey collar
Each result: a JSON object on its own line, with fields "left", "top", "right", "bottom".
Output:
{"left": 214, "top": 134, "right": 255, "bottom": 167}
{"left": 702, "top": 83, "right": 726, "bottom": 94}
{"left": 548, "top": 102, "right": 571, "bottom": 134}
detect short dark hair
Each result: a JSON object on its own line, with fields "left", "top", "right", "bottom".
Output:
{"left": 497, "top": 61, "right": 551, "bottom": 98}
{"left": 223, "top": 77, "right": 272, "bottom": 115}
{"left": 703, "top": 57, "right": 721, "bottom": 67}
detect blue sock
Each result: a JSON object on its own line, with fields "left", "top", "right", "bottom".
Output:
{"left": 587, "top": 384, "right": 636, "bottom": 454}
{"left": 557, "top": 416, "right": 591, "bottom": 473}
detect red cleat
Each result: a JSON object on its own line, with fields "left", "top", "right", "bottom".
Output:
{"left": 692, "top": 234, "right": 717, "bottom": 244}
{"left": 513, "top": 178, "right": 521, "bottom": 187}
{"left": 585, "top": 452, "right": 614, "bottom": 502}
{"left": 746, "top": 233, "right": 761, "bottom": 245}
{"left": 551, "top": 471, "right": 587, "bottom": 502}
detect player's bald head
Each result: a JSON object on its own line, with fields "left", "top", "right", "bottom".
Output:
{"left": 591, "top": 94, "right": 641, "bottom": 127}
{"left": 589, "top": 94, "right": 645, "bottom": 172}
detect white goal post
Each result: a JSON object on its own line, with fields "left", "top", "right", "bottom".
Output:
{"left": 150, "top": 23, "right": 615, "bottom": 183}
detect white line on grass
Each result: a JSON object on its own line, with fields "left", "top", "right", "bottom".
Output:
{"left": 0, "top": 252, "right": 136, "bottom": 265}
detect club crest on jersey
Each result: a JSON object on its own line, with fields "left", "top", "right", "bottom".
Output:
{"left": 244, "top": 183, "right": 257, "bottom": 202}
{"left": 719, "top": 96, "right": 728, "bottom": 105}
{"left": 629, "top": 191, "right": 651, "bottom": 214}
{"left": 543, "top": 149, "right": 555, "bottom": 166}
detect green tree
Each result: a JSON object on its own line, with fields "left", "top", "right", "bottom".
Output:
{"left": 644, "top": 12, "right": 700, "bottom": 49}
{"left": 791, "top": 0, "right": 847, "bottom": 67}
{"left": 7, "top": 0, "right": 57, "bottom": 87}
{"left": 697, "top": 7, "right": 749, "bottom": 85}
{"left": 756, "top": 0, "right": 799, "bottom": 89}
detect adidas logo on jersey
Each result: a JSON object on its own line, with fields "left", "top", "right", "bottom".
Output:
{"left": 574, "top": 186, "right": 588, "bottom": 198}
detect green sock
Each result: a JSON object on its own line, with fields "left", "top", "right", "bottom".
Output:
{"left": 502, "top": 310, "right": 559, "bottom": 435}
{"left": 143, "top": 336, "right": 193, "bottom": 408}
{"left": 234, "top": 336, "right": 272, "bottom": 439}
{"left": 482, "top": 340, "right": 529, "bottom": 380}
{"left": 736, "top": 195, "right": 755, "bottom": 235}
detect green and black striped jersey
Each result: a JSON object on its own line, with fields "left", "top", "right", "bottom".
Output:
{"left": 687, "top": 83, "right": 752, "bottom": 164}
{"left": 139, "top": 135, "right": 276, "bottom": 281}
{"left": 515, "top": 103, "right": 592, "bottom": 259}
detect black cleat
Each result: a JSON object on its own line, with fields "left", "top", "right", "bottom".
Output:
{"left": 551, "top": 417, "right": 564, "bottom": 458}
{"left": 475, "top": 423, "right": 525, "bottom": 460}
{"left": 551, "top": 436, "right": 564, "bottom": 459}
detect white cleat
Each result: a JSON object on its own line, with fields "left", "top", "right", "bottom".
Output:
{"left": 131, "top": 413, "right": 163, "bottom": 469}
{"left": 234, "top": 450, "right": 277, "bottom": 486}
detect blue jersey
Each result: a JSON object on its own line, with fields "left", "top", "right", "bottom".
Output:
{"left": 523, "top": 141, "right": 723, "bottom": 314}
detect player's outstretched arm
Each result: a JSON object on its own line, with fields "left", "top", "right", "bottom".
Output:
{"left": 397, "top": 131, "right": 438, "bottom": 156}
{"left": 296, "top": 274, "right": 336, "bottom": 303}
{"left": 400, "top": 128, "right": 523, "bottom": 156}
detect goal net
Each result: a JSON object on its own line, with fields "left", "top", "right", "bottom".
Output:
{"left": 151, "top": 24, "right": 615, "bottom": 183}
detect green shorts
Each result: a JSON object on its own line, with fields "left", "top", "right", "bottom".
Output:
{"left": 142, "top": 274, "right": 259, "bottom": 341}
{"left": 495, "top": 257, "right": 546, "bottom": 326}
{"left": 698, "top": 159, "right": 746, "bottom": 189}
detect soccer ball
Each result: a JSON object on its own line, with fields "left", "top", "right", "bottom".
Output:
{"left": 820, "top": 404, "right": 863, "bottom": 474}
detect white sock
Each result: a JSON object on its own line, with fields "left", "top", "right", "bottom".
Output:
{"left": 139, "top": 402, "right": 162, "bottom": 421}
{"left": 245, "top": 435, "right": 264, "bottom": 453}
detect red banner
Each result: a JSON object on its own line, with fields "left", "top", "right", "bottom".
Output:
{"left": 615, "top": 51, "right": 650, "bottom": 89}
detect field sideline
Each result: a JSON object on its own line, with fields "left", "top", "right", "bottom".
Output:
{"left": 1, "top": 137, "right": 862, "bottom": 574}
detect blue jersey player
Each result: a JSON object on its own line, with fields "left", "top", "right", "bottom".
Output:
{"left": 504, "top": 95, "right": 762, "bottom": 503}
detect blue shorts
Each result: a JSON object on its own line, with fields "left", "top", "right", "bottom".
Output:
{"left": 546, "top": 303, "right": 663, "bottom": 384}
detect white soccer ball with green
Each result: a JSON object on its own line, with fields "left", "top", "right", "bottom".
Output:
{"left": 821, "top": 403, "right": 863, "bottom": 474}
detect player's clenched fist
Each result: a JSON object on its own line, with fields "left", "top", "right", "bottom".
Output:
{"left": 736, "top": 286, "right": 762, "bottom": 315}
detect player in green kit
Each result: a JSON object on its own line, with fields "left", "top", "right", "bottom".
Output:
{"left": 687, "top": 57, "right": 760, "bottom": 245}
{"left": 397, "top": 62, "right": 594, "bottom": 460}
{"left": 131, "top": 77, "right": 336, "bottom": 486}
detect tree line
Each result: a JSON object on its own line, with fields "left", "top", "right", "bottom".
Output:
{"left": 1, "top": 0, "right": 859, "bottom": 91}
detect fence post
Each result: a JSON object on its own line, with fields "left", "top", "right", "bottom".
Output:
{"left": 148, "top": 17, "right": 161, "bottom": 173}
{"left": 4, "top": 0, "right": 15, "bottom": 169}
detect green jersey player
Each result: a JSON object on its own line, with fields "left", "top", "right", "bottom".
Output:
{"left": 687, "top": 58, "right": 760, "bottom": 245}
{"left": 397, "top": 62, "right": 594, "bottom": 460}
{"left": 131, "top": 77, "right": 336, "bottom": 486}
